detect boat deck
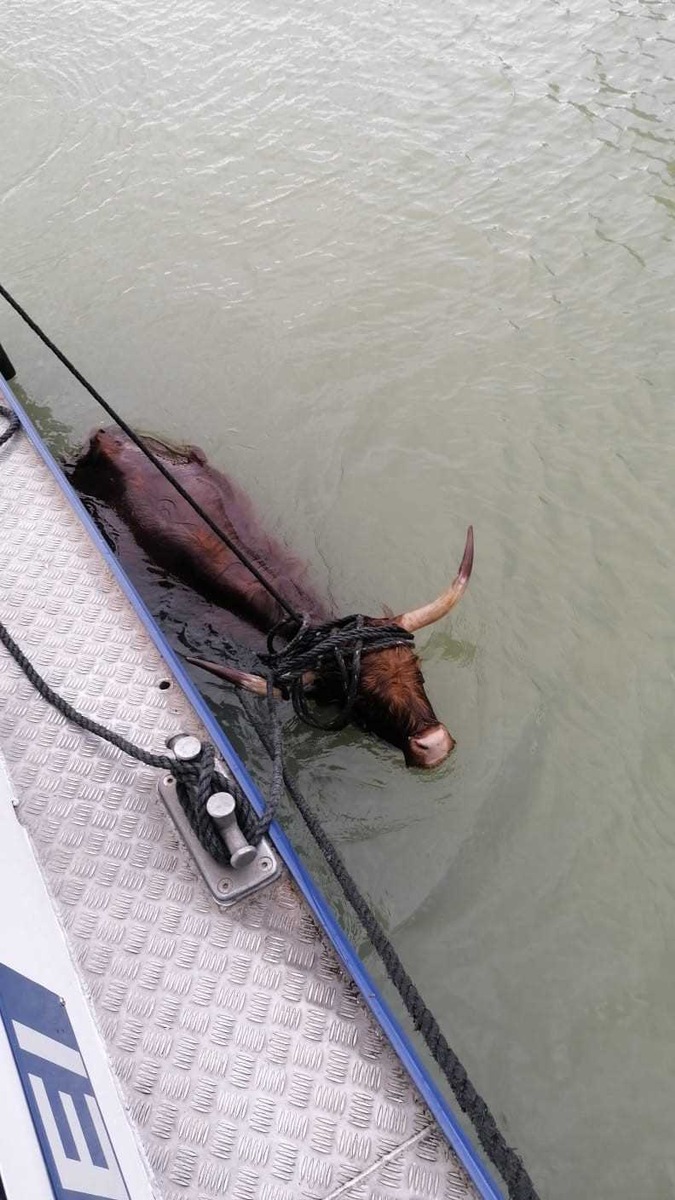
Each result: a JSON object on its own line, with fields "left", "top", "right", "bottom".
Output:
{"left": 0, "top": 408, "right": 486, "bottom": 1200}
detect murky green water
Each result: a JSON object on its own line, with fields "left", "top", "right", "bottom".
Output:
{"left": 2, "top": 0, "right": 675, "bottom": 1194}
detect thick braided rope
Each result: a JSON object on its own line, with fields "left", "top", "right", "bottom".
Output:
{"left": 171, "top": 746, "right": 233, "bottom": 863}
{"left": 265, "top": 620, "right": 414, "bottom": 682}
{"left": 263, "top": 617, "right": 415, "bottom": 731}
{"left": 0, "top": 614, "right": 267, "bottom": 859}
{"left": 0, "top": 405, "right": 19, "bottom": 447}
{"left": 0, "top": 618, "right": 173, "bottom": 773}
{"left": 241, "top": 691, "right": 541, "bottom": 1200}
{"left": 0, "top": 614, "right": 259, "bottom": 862}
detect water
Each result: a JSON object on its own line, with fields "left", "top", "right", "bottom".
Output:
{"left": 2, "top": 0, "right": 675, "bottom": 1194}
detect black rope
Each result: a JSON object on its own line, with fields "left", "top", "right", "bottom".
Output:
{"left": 0, "top": 320, "right": 543, "bottom": 1199}
{"left": 0, "top": 603, "right": 249, "bottom": 861}
{"left": 0, "top": 281, "right": 301, "bottom": 624}
{"left": 0, "top": 597, "right": 283, "bottom": 860}
{"left": 241, "top": 692, "right": 540, "bottom": 1200}
{"left": 264, "top": 614, "right": 415, "bottom": 731}
{"left": 0, "top": 404, "right": 19, "bottom": 448}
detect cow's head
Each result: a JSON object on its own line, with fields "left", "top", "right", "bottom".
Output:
{"left": 187, "top": 528, "right": 473, "bottom": 769}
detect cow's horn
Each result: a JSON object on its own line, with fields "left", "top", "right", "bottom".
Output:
{"left": 397, "top": 526, "right": 474, "bottom": 634}
{"left": 182, "top": 655, "right": 280, "bottom": 698}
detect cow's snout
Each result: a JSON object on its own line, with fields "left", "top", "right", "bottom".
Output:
{"left": 406, "top": 725, "right": 455, "bottom": 768}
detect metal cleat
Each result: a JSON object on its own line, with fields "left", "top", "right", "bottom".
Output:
{"left": 158, "top": 737, "right": 281, "bottom": 906}
{"left": 206, "top": 792, "right": 257, "bottom": 869}
{"left": 168, "top": 733, "right": 203, "bottom": 763}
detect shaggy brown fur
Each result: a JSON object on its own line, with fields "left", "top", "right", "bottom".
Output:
{"left": 355, "top": 646, "right": 437, "bottom": 745}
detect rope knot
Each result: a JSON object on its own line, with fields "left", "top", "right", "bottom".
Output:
{"left": 261, "top": 613, "right": 414, "bottom": 732}
{"left": 171, "top": 742, "right": 265, "bottom": 859}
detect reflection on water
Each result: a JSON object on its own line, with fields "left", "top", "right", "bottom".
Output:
{"left": 2, "top": 0, "right": 675, "bottom": 1194}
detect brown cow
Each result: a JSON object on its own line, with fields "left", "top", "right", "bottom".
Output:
{"left": 73, "top": 428, "right": 473, "bottom": 768}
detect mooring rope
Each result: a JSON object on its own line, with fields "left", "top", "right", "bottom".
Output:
{"left": 0, "top": 403, "right": 19, "bottom": 448}
{"left": 0, "top": 313, "right": 543, "bottom": 1200}
{"left": 240, "top": 690, "right": 539, "bottom": 1200}
{"left": 264, "top": 613, "right": 414, "bottom": 730}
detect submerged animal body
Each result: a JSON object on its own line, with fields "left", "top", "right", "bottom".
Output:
{"left": 73, "top": 428, "right": 473, "bottom": 768}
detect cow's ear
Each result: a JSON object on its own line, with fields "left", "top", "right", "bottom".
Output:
{"left": 182, "top": 656, "right": 280, "bottom": 698}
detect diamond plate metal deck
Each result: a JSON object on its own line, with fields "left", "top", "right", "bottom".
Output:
{"left": 0, "top": 425, "right": 480, "bottom": 1200}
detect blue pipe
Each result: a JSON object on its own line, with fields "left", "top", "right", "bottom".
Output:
{"left": 0, "top": 373, "right": 504, "bottom": 1200}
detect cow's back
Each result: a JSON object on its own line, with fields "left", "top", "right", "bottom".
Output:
{"left": 70, "top": 428, "right": 328, "bottom": 632}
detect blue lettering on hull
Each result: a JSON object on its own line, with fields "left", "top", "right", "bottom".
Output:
{"left": 0, "top": 964, "right": 130, "bottom": 1200}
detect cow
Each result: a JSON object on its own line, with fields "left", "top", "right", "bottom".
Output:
{"left": 71, "top": 427, "right": 473, "bottom": 768}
